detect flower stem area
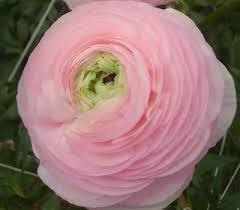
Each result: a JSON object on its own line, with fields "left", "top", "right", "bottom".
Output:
{"left": 0, "top": 0, "right": 240, "bottom": 210}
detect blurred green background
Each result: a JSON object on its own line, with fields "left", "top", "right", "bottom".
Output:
{"left": 0, "top": 0, "right": 240, "bottom": 209}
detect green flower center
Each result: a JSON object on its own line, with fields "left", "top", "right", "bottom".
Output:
{"left": 74, "top": 52, "right": 126, "bottom": 112}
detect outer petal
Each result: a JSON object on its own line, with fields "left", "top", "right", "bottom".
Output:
{"left": 122, "top": 166, "right": 193, "bottom": 207}
{"left": 38, "top": 165, "right": 131, "bottom": 208}
{"left": 210, "top": 63, "right": 237, "bottom": 146}
{"left": 64, "top": 0, "right": 175, "bottom": 10}
{"left": 90, "top": 167, "right": 194, "bottom": 210}
{"left": 89, "top": 205, "right": 164, "bottom": 210}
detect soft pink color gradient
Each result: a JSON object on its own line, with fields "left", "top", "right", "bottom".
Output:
{"left": 64, "top": 0, "right": 174, "bottom": 9}
{"left": 17, "top": 1, "right": 236, "bottom": 210}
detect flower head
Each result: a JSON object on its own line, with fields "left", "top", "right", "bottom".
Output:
{"left": 17, "top": 1, "right": 236, "bottom": 210}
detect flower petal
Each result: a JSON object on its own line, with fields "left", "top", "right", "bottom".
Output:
{"left": 210, "top": 63, "right": 237, "bottom": 146}
{"left": 64, "top": 0, "right": 174, "bottom": 10}
{"left": 90, "top": 167, "right": 193, "bottom": 210}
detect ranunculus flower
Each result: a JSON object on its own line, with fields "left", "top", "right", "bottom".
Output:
{"left": 64, "top": 0, "right": 174, "bottom": 9}
{"left": 17, "top": 1, "right": 236, "bottom": 210}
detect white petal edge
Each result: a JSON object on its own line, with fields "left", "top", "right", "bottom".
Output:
{"left": 63, "top": 0, "right": 92, "bottom": 9}
{"left": 210, "top": 62, "right": 237, "bottom": 147}
{"left": 63, "top": 0, "right": 174, "bottom": 10}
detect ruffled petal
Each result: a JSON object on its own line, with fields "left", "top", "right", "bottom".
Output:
{"left": 17, "top": 1, "right": 237, "bottom": 209}
{"left": 90, "top": 167, "right": 193, "bottom": 210}
{"left": 210, "top": 63, "right": 237, "bottom": 146}
{"left": 64, "top": 0, "right": 174, "bottom": 10}
{"left": 38, "top": 165, "right": 131, "bottom": 208}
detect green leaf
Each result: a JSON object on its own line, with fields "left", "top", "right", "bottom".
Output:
{"left": 0, "top": 185, "right": 14, "bottom": 200}
{"left": 3, "top": 101, "right": 19, "bottom": 121}
{"left": 192, "top": 0, "right": 213, "bottom": 7}
{"left": 187, "top": 187, "right": 209, "bottom": 210}
{"left": 42, "top": 194, "right": 60, "bottom": 210}
{"left": 48, "top": 6, "right": 58, "bottom": 22}
{"left": 229, "top": 36, "right": 240, "bottom": 68}
{"left": 66, "top": 206, "right": 87, "bottom": 210}
{"left": 219, "top": 193, "right": 240, "bottom": 209}
{"left": 0, "top": 121, "right": 18, "bottom": 141}
{"left": 15, "top": 125, "right": 32, "bottom": 168}
{"left": 6, "top": 174, "right": 25, "bottom": 198}
{"left": 22, "top": 183, "right": 49, "bottom": 205}
{"left": 195, "top": 154, "right": 237, "bottom": 175}
{"left": 17, "top": 18, "right": 29, "bottom": 43}
{"left": 229, "top": 65, "right": 240, "bottom": 77}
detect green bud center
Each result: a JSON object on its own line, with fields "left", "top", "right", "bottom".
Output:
{"left": 74, "top": 52, "right": 126, "bottom": 111}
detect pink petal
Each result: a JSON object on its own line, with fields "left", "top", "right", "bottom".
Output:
{"left": 90, "top": 167, "right": 193, "bottom": 210}
{"left": 210, "top": 63, "right": 237, "bottom": 146}
{"left": 38, "top": 165, "right": 131, "bottom": 208}
{"left": 64, "top": 0, "right": 174, "bottom": 10}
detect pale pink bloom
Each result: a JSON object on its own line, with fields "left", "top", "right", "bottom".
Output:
{"left": 17, "top": 1, "right": 236, "bottom": 210}
{"left": 64, "top": 0, "right": 174, "bottom": 9}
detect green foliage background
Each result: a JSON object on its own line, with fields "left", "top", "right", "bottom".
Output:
{"left": 0, "top": 0, "right": 239, "bottom": 209}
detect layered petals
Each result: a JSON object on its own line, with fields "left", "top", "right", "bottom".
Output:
{"left": 17, "top": 1, "right": 236, "bottom": 210}
{"left": 64, "top": 0, "right": 175, "bottom": 10}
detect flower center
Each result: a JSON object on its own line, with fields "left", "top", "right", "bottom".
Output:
{"left": 74, "top": 52, "right": 126, "bottom": 111}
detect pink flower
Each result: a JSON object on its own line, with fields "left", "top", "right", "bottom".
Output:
{"left": 17, "top": 1, "right": 236, "bottom": 210}
{"left": 64, "top": 0, "right": 174, "bottom": 9}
